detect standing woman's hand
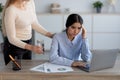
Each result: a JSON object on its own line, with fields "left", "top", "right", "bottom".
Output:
{"left": 82, "top": 25, "right": 87, "bottom": 39}
{"left": 25, "top": 44, "right": 44, "bottom": 54}
{"left": 32, "top": 45, "right": 44, "bottom": 54}
{"left": 46, "top": 32, "right": 55, "bottom": 38}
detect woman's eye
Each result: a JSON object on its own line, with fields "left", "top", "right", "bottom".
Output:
{"left": 71, "top": 26, "right": 75, "bottom": 29}
{"left": 78, "top": 27, "right": 82, "bottom": 29}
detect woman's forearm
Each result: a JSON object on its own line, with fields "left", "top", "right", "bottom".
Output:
{"left": 25, "top": 44, "right": 33, "bottom": 51}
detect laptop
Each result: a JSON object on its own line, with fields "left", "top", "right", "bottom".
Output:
{"left": 78, "top": 49, "right": 119, "bottom": 72}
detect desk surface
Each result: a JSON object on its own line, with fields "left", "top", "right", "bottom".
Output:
{"left": 0, "top": 59, "right": 120, "bottom": 80}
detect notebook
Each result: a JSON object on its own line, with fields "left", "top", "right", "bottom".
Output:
{"left": 78, "top": 49, "right": 118, "bottom": 72}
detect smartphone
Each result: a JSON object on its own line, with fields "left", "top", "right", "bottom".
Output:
{"left": 9, "top": 54, "right": 21, "bottom": 69}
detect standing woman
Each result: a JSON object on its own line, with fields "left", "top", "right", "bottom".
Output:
{"left": 2, "top": 0, "right": 53, "bottom": 70}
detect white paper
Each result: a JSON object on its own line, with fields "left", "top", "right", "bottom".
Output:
{"left": 30, "top": 63, "right": 45, "bottom": 72}
{"left": 30, "top": 62, "right": 73, "bottom": 73}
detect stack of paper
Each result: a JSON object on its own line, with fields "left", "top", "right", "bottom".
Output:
{"left": 30, "top": 62, "right": 73, "bottom": 73}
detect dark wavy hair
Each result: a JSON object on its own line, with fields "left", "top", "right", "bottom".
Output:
{"left": 65, "top": 14, "right": 83, "bottom": 28}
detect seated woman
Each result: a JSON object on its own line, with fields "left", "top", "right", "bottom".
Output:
{"left": 49, "top": 14, "right": 92, "bottom": 67}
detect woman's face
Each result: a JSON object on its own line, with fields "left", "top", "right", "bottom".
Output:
{"left": 67, "top": 22, "right": 82, "bottom": 39}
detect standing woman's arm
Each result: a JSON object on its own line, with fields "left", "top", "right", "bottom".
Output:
{"left": 29, "top": 0, "right": 53, "bottom": 38}
{"left": 4, "top": 7, "right": 27, "bottom": 49}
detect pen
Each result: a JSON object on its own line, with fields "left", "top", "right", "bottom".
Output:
{"left": 9, "top": 54, "right": 21, "bottom": 69}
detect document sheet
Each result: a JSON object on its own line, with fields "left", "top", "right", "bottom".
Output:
{"left": 30, "top": 62, "right": 73, "bottom": 73}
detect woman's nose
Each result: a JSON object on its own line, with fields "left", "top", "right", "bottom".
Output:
{"left": 74, "top": 29, "right": 79, "bottom": 33}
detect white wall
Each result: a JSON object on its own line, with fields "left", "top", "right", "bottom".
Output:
{"left": 34, "top": 0, "right": 120, "bottom": 13}
{"left": 0, "top": 0, "right": 120, "bottom": 13}
{"left": 0, "top": 0, "right": 5, "bottom": 4}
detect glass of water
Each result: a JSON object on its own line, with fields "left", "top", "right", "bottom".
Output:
{"left": 37, "top": 40, "right": 44, "bottom": 54}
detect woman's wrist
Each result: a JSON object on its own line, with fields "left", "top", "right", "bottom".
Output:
{"left": 25, "top": 44, "right": 33, "bottom": 51}
{"left": 82, "top": 34, "right": 86, "bottom": 39}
